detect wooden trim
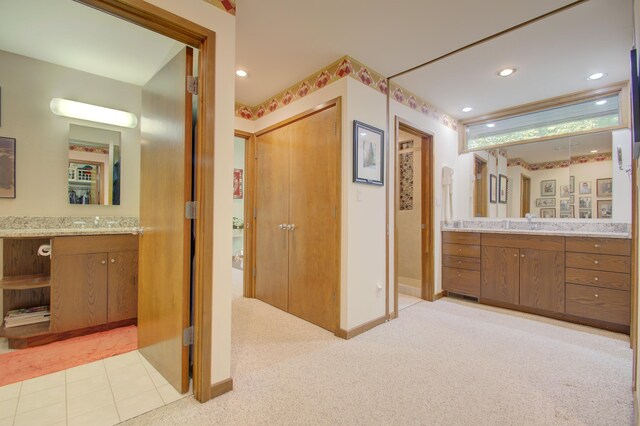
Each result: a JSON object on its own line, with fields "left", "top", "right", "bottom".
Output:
{"left": 235, "top": 131, "right": 256, "bottom": 298}
{"left": 75, "top": 0, "right": 216, "bottom": 403}
{"left": 632, "top": 157, "right": 638, "bottom": 390}
{"left": 432, "top": 290, "right": 446, "bottom": 302}
{"left": 210, "top": 378, "right": 233, "bottom": 398}
{"left": 335, "top": 315, "right": 386, "bottom": 340}
{"left": 254, "top": 98, "right": 342, "bottom": 137}
{"left": 393, "top": 118, "right": 436, "bottom": 317}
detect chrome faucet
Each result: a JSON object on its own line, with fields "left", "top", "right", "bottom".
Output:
{"left": 525, "top": 213, "right": 537, "bottom": 230}
{"left": 94, "top": 216, "right": 100, "bottom": 227}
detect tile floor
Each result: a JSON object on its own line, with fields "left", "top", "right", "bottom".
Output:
{"left": 0, "top": 350, "right": 191, "bottom": 426}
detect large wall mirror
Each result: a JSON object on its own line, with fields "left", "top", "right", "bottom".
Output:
{"left": 68, "top": 124, "right": 121, "bottom": 206}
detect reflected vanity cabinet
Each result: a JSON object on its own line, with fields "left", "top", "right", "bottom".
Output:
{"left": 51, "top": 235, "right": 138, "bottom": 332}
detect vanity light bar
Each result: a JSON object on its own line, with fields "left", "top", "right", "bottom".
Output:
{"left": 50, "top": 98, "right": 138, "bottom": 129}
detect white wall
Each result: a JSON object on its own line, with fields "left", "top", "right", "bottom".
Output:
{"left": 146, "top": 0, "right": 236, "bottom": 386}
{"left": 0, "top": 50, "right": 141, "bottom": 216}
{"left": 388, "top": 100, "right": 460, "bottom": 316}
{"left": 612, "top": 129, "right": 633, "bottom": 223}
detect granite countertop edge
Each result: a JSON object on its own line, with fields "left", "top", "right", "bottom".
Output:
{"left": 0, "top": 227, "right": 138, "bottom": 238}
{"left": 441, "top": 227, "right": 631, "bottom": 239}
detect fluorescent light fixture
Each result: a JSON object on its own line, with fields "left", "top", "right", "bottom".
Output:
{"left": 236, "top": 69, "right": 248, "bottom": 77}
{"left": 587, "top": 72, "right": 605, "bottom": 80}
{"left": 486, "top": 123, "right": 496, "bottom": 128}
{"left": 498, "top": 68, "right": 516, "bottom": 77}
{"left": 461, "top": 107, "right": 473, "bottom": 113}
{"left": 50, "top": 98, "right": 137, "bottom": 128}
{"left": 595, "top": 99, "right": 608, "bottom": 105}
{"left": 590, "top": 149, "right": 598, "bottom": 153}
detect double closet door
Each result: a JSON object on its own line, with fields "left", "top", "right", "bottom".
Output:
{"left": 255, "top": 104, "right": 340, "bottom": 332}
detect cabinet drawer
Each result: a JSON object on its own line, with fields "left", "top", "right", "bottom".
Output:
{"left": 442, "top": 232, "right": 480, "bottom": 245}
{"left": 482, "top": 233, "right": 565, "bottom": 251}
{"left": 443, "top": 243, "right": 481, "bottom": 258}
{"left": 442, "top": 267, "right": 480, "bottom": 297}
{"left": 566, "top": 283, "right": 630, "bottom": 325}
{"left": 443, "top": 255, "right": 480, "bottom": 271}
{"left": 566, "top": 268, "right": 630, "bottom": 291}
{"left": 566, "top": 237, "right": 631, "bottom": 256}
{"left": 566, "top": 252, "right": 630, "bottom": 273}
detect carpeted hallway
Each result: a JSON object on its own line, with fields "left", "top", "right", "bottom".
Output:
{"left": 125, "top": 292, "right": 633, "bottom": 425}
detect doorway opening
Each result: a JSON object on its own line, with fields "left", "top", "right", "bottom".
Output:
{"left": 394, "top": 120, "right": 434, "bottom": 314}
{"left": 473, "top": 155, "right": 488, "bottom": 217}
{"left": 520, "top": 175, "right": 532, "bottom": 217}
{"left": 232, "top": 134, "right": 248, "bottom": 298}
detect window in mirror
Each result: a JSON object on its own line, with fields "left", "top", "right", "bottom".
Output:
{"left": 465, "top": 91, "right": 623, "bottom": 151}
{"left": 68, "top": 124, "right": 121, "bottom": 205}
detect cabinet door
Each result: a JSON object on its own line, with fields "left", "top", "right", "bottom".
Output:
{"left": 519, "top": 249, "right": 565, "bottom": 313}
{"left": 481, "top": 246, "right": 519, "bottom": 304}
{"left": 51, "top": 253, "right": 108, "bottom": 332}
{"left": 107, "top": 250, "right": 138, "bottom": 323}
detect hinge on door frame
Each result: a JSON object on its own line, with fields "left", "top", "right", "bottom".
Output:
{"left": 183, "top": 325, "right": 194, "bottom": 346}
{"left": 253, "top": 267, "right": 256, "bottom": 278}
{"left": 254, "top": 207, "right": 257, "bottom": 219}
{"left": 187, "top": 76, "right": 198, "bottom": 95}
{"left": 186, "top": 201, "right": 198, "bottom": 219}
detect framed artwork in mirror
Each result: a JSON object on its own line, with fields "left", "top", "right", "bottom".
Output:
{"left": 541, "top": 179, "right": 556, "bottom": 196}
{"left": 579, "top": 181, "right": 592, "bottom": 194}
{"left": 0, "top": 136, "right": 16, "bottom": 198}
{"left": 570, "top": 195, "right": 575, "bottom": 204}
{"left": 579, "top": 197, "right": 592, "bottom": 209}
{"left": 536, "top": 198, "right": 556, "bottom": 207}
{"left": 560, "top": 199, "right": 571, "bottom": 212}
{"left": 569, "top": 176, "right": 575, "bottom": 193}
{"left": 540, "top": 208, "right": 556, "bottom": 218}
{"left": 597, "top": 199, "right": 612, "bottom": 218}
{"left": 489, "top": 174, "right": 497, "bottom": 203}
{"left": 579, "top": 209, "right": 592, "bottom": 219}
{"left": 353, "top": 120, "right": 384, "bottom": 185}
{"left": 560, "top": 206, "right": 574, "bottom": 218}
{"left": 596, "top": 178, "right": 612, "bottom": 197}
{"left": 560, "top": 185, "right": 569, "bottom": 198}
{"left": 498, "top": 174, "right": 507, "bottom": 204}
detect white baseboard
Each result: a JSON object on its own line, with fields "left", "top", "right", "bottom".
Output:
{"left": 398, "top": 282, "right": 421, "bottom": 298}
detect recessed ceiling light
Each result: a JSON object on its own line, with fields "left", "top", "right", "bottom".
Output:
{"left": 461, "top": 107, "right": 473, "bottom": 113}
{"left": 235, "top": 69, "right": 248, "bottom": 77}
{"left": 498, "top": 68, "right": 516, "bottom": 77}
{"left": 587, "top": 72, "right": 605, "bottom": 80}
{"left": 595, "top": 100, "right": 607, "bottom": 106}
{"left": 486, "top": 123, "right": 496, "bottom": 128}
{"left": 590, "top": 149, "right": 598, "bottom": 153}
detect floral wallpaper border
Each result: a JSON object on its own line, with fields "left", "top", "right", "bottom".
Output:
{"left": 202, "top": 0, "right": 236, "bottom": 15}
{"left": 507, "top": 152, "right": 612, "bottom": 171}
{"left": 235, "top": 56, "right": 459, "bottom": 132}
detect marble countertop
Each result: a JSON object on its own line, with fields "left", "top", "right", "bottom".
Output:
{"left": 0, "top": 216, "right": 139, "bottom": 238}
{"left": 0, "top": 227, "right": 139, "bottom": 238}
{"left": 441, "top": 227, "right": 631, "bottom": 239}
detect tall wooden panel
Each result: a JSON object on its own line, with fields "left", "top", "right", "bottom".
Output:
{"left": 481, "top": 246, "right": 519, "bottom": 304}
{"left": 520, "top": 249, "right": 565, "bottom": 313}
{"left": 107, "top": 250, "right": 138, "bottom": 322}
{"left": 288, "top": 106, "right": 339, "bottom": 331}
{"left": 255, "top": 125, "right": 291, "bottom": 311}
{"left": 138, "top": 47, "right": 192, "bottom": 393}
{"left": 51, "top": 253, "right": 108, "bottom": 332}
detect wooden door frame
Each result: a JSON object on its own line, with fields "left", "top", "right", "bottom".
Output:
{"left": 76, "top": 0, "right": 216, "bottom": 403}
{"left": 392, "top": 118, "right": 435, "bottom": 318}
{"left": 473, "top": 155, "right": 488, "bottom": 217}
{"left": 247, "top": 98, "right": 342, "bottom": 333}
{"left": 520, "top": 174, "right": 531, "bottom": 217}
{"left": 234, "top": 130, "right": 256, "bottom": 298}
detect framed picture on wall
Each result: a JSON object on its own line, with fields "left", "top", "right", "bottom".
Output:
{"left": 498, "top": 174, "right": 508, "bottom": 204}
{"left": 0, "top": 136, "right": 16, "bottom": 198}
{"left": 489, "top": 174, "right": 497, "bottom": 204}
{"left": 540, "top": 208, "right": 556, "bottom": 218}
{"left": 353, "top": 120, "right": 384, "bottom": 185}
{"left": 569, "top": 175, "right": 575, "bottom": 193}
{"left": 570, "top": 195, "right": 575, "bottom": 204}
{"left": 597, "top": 199, "right": 612, "bottom": 218}
{"left": 541, "top": 179, "right": 556, "bottom": 196}
{"left": 560, "top": 206, "right": 574, "bottom": 218}
{"left": 233, "top": 168, "right": 243, "bottom": 199}
{"left": 535, "top": 198, "right": 556, "bottom": 207}
{"left": 560, "top": 199, "right": 571, "bottom": 212}
{"left": 579, "top": 181, "right": 592, "bottom": 194}
{"left": 596, "top": 178, "right": 613, "bottom": 197}
{"left": 560, "top": 185, "right": 569, "bottom": 198}
{"left": 579, "top": 209, "right": 592, "bottom": 219}
{"left": 579, "top": 197, "right": 592, "bottom": 209}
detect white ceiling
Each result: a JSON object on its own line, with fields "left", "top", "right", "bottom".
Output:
{"left": 235, "top": 0, "right": 579, "bottom": 106}
{"left": 0, "top": 0, "right": 183, "bottom": 86}
{"left": 393, "top": 0, "right": 634, "bottom": 119}
{"left": 505, "top": 132, "right": 612, "bottom": 163}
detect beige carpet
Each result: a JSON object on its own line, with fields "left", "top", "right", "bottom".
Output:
{"left": 125, "top": 293, "right": 633, "bottom": 425}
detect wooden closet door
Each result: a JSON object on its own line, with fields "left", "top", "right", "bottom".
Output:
{"left": 288, "top": 105, "right": 339, "bottom": 331}
{"left": 255, "top": 125, "right": 291, "bottom": 311}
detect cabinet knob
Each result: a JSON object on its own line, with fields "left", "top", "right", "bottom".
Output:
{"left": 101, "top": 260, "right": 106, "bottom": 265}
{"left": 457, "top": 261, "right": 462, "bottom": 264}
{"left": 521, "top": 254, "right": 525, "bottom": 258}
{"left": 457, "top": 249, "right": 462, "bottom": 253}
{"left": 594, "top": 244, "right": 600, "bottom": 248}
{"left": 594, "top": 276, "right": 599, "bottom": 281}
{"left": 594, "top": 260, "right": 599, "bottom": 265}
{"left": 594, "top": 293, "right": 599, "bottom": 298}
{"left": 110, "top": 259, "right": 115, "bottom": 263}
{"left": 513, "top": 254, "right": 518, "bottom": 257}
{"left": 457, "top": 273, "right": 461, "bottom": 278}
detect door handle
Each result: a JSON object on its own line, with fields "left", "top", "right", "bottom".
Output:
{"left": 278, "top": 224, "right": 286, "bottom": 230}
{"left": 287, "top": 224, "right": 296, "bottom": 232}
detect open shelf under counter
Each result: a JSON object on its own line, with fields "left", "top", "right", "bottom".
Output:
{"left": 0, "top": 274, "right": 51, "bottom": 290}
{"left": 0, "top": 320, "right": 51, "bottom": 339}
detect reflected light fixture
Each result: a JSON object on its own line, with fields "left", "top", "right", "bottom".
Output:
{"left": 595, "top": 99, "right": 608, "bottom": 106}
{"left": 360, "top": 132, "right": 367, "bottom": 136}
{"left": 461, "top": 107, "right": 473, "bottom": 113}
{"left": 498, "top": 68, "right": 516, "bottom": 77}
{"left": 50, "top": 98, "right": 138, "bottom": 128}
{"left": 587, "top": 72, "right": 605, "bottom": 80}
{"left": 236, "top": 69, "right": 248, "bottom": 77}
{"left": 486, "top": 123, "right": 496, "bottom": 128}
{"left": 590, "top": 149, "right": 599, "bottom": 153}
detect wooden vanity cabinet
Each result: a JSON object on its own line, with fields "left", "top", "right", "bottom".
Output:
{"left": 51, "top": 235, "right": 138, "bottom": 333}
{"left": 442, "top": 232, "right": 480, "bottom": 297}
{"left": 480, "top": 246, "right": 519, "bottom": 305}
